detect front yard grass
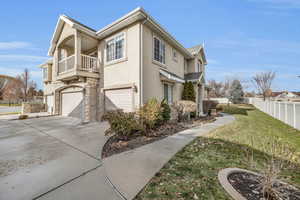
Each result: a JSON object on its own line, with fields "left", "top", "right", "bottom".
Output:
{"left": 135, "top": 104, "right": 300, "bottom": 200}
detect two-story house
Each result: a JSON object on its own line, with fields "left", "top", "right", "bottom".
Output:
{"left": 40, "top": 7, "right": 207, "bottom": 122}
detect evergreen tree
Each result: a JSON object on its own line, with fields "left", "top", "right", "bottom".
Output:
{"left": 229, "top": 80, "right": 244, "bottom": 104}
{"left": 182, "top": 81, "right": 196, "bottom": 102}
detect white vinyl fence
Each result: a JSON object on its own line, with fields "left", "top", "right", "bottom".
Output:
{"left": 250, "top": 98, "right": 300, "bottom": 130}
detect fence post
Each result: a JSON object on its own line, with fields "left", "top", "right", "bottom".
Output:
{"left": 294, "top": 103, "right": 296, "bottom": 128}
{"left": 274, "top": 101, "right": 276, "bottom": 117}
{"left": 278, "top": 102, "right": 280, "bottom": 120}
{"left": 285, "top": 102, "right": 288, "bottom": 123}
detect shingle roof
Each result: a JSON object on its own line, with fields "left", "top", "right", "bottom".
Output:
{"left": 187, "top": 45, "right": 203, "bottom": 55}
{"left": 63, "top": 15, "right": 97, "bottom": 32}
{"left": 184, "top": 72, "right": 202, "bottom": 81}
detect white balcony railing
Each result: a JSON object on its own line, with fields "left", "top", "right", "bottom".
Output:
{"left": 58, "top": 54, "right": 98, "bottom": 75}
{"left": 80, "top": 54, "right": 98, "bottom": 72}
{"left": 58, "top": 55, "right": 75, "bottom": 74}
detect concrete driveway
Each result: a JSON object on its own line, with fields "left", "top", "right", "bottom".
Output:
{"left": 0, "top": 116, "right": 122, "bottom": 200}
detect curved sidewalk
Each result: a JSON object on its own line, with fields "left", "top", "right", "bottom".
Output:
{"left": 103, "top": 114, "right": 235, "bottom": 200}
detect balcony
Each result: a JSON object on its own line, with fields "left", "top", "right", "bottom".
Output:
{"left": 56, "top": 30, "right": 99, "bottom": 81}
{"left": 57, "top": 54, "right": 99, "bottom": 81}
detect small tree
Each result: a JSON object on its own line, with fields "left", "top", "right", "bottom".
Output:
{"left": 182, "top": 81, "right": 196, "bottom": 102}
{"left": 18, "top": 68, "right": 37, "bottom": 101}
{"left": 229, "top": 79, "right": 244, "bottom": 104}
{"left": 252, "top": 71, "right": 276, "bottom": 101}
{"left": 2, "top": 79, "right": 23, "bottom": 105}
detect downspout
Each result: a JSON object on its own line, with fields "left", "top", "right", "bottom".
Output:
{"left": 139, "top": 17, "right": 148, "bottom": 107}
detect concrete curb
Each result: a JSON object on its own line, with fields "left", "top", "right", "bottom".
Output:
{"left": 218, "top": 168, "right": 261, "bottom": 200}
{"left": 103, "top": 114, "right": 236, "bottom": 200}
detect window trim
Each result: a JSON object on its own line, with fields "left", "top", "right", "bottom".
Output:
{"left": 104, "top": 31, "right": 127, "bottom": 65}
{"left": 163, "top": 83, "right": 173, "bottom": 105}
{"left": 43, "top": 67, "right": 48, "bottom": 80}
{"left": 152, "top": 35, "right": 166, "bottom": 66}
{"left": 172, "top": 48, "right": 178, "bottom": 62}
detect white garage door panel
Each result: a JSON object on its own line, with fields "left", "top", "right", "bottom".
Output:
{"left": 105, "top": 89, "right": 133, "bottom": 112}
{"left": 61, "top": 92, "right": 83, "bottom": 118}
{"left": 46, "top": 95, "right": 54, "bottom": 114}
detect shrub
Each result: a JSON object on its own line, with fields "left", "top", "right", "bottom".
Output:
{"left": 18, "top": 114, "right": 28, "bottom": 120}
{"left": 160, "top": 99, "right": 171, "bottom": 122}
{"left": 102, "top": 110, "right": 143, "bottom": 140}
{"left": 182, "top": 81, "right": 196, "bottom": 102}
{"left": 138, "top": 98, "right": 163, "bottom": 130}
{"left": 221, "top": 105, "right": 247, "bottom": 115}
{"left": 203, "top": 100, "right": 219, "bottom": 114}
{"left": 174, "top": 100, "right": 197, "bottom": 121}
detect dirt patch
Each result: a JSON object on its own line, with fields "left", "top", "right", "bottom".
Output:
{"left": 102, "top": 116, "right": 216, "bottom": 158}
{"left": 228, "top": 172, "right": 300, "bottom": 200}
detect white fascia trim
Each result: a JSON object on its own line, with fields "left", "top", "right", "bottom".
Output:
{"left": 96, "top": 7, "right": 143, "bottom": 35}
{"left": 159, "top": 69, "right": 185, "bottom": 83}
{"left": 96, "top": 7, "right": 193, "bottom": 59}
{"left": 48, "top": 15, "right": 97, "bottom": 56}
{"left": 144, "top": 12, "right": 192, "bottom": 59}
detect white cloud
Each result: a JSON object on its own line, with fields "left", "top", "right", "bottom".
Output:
{"left": 207, "top": 59, "right": 218, "bottom": 65}
{"left": 0, "top": 41, "right": 32, "bottom": 50}
{"left": 0, "top": 54, "right": 49, "bottom": 62}
{"left": 0, "top": 67, "right": 42, "bottom": 79}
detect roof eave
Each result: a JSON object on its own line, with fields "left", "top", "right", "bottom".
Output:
{"left": 48, "top": 15, "right": 97, "bottom": 56}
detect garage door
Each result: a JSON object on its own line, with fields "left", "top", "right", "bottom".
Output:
{"left": 61, "top": 92, "right": 83, "bottom": 118}
{"left": 46, "top": 95, "right": 54, "bottom": 114}
{"left": 105, "top": 88, "right": 133, "bottom": 112}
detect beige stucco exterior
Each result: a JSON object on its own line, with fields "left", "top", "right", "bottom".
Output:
{"left": 142, "top": 25, "right": 185, "bottom": 104}
{"left": 41, "top": 7, "right": 208, "bottom": 122}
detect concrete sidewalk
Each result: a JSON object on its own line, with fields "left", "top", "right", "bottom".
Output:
{"left": 103, "top": 114, "right": 235, "bottom": 200}
{"left": 0, "top": 112, "right": 50, "bottom": 120}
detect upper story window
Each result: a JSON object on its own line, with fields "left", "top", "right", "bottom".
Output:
{"left": 153, "top": 36, "right": 165, "bottom": 64}
{"left": 106, "top": 33, "right": 125, "bottom": 62}
{"left": 196, "top": 60, "right": 202, "bottom": 72}
{"left": 172, "top": 48, "right": 178, "bottom": 61}
{"left": 43, "top": 67, "right": 48, "bottom": 79}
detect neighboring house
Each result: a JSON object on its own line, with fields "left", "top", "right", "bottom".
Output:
{"left": 270, "top": 91, "right": 300, "bottom": 102}
{"left": 40, "top": 7, "right": 208, "bottom": 122}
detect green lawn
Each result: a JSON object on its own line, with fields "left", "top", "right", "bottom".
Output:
{"left": 135, "top": 105, "right": 300, "bottom": 200}
{"left": 0, "top": 112, "right": 20, "bottom": 116}
{"left": 0, "top": 104, "right": 21, "bottom": 107}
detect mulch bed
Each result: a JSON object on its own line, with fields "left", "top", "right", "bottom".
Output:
{"left": 102, "top": 115, "right": 216, "bottom": 158}
{"left": 228, "top": 172, "right": 300, "bottom": 200}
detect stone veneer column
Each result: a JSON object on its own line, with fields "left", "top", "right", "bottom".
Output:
{"left": 84, "top": 77, "right": 99, "bottom": 122}
{"left": 54, "top": 91, "right": 60, "bottom": 115}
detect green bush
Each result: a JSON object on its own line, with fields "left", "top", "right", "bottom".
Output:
{"left": 160, "top": 99, "right": 171, "bottom": 122}
{"left": 102, "top": 110, "right": 143, "bottom": 140}
{"left": 138, "top": 98, "right": 163, "bottom": 130}
{"left": 222, "top": 105, "right": 247, "bottom": 115}
{"left": 18, "top": 114, "right": 28, "bottom": 120}
{"left": 182, "top": 81, "right": 196, "bottom": 102}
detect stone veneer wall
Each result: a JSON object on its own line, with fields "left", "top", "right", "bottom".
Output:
{"left": 22, "top": 103, "right": 46, "bottom": 114}
{"left": 84, "top": 78, "right": 99, "bottom": 122}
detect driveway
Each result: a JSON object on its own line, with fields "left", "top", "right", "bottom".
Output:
{"left": 0, "top": 116, "right": 122, "bottom": 200}
{"left": 0, "top": 106, "right": 21, "bottom": 113}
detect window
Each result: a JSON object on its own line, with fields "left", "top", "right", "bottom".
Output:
{"left": 173, "top": 49, "right": 177, "bottom": 61}
{"left": 106, "top": 33, "right": 125, "bottom": 62}
{"left": 154, "top": 37, "right": 165, "bottom": 64}
{"left": 163, "top": 83, "right": 173, "bottom": 104}
{"left": 197, "top": 62, "right": 200, "bottom": 72}
{"left": 43, "top": 68, "right": 48, "bottom": 79}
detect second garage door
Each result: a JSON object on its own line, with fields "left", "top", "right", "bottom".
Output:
{"left": 105, "top": 88, "right": 133, "bottom": 112}
{"left": 61, "top": 91, "right": 83, "bottom": 118}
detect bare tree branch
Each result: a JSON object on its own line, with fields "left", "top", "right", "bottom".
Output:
{"left": 252, "top": 71, "right": 276, "bottom": 101}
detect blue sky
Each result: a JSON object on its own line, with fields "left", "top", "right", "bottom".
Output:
{"left": 0, "top": 0, "right": 299, "bottom": 91}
